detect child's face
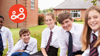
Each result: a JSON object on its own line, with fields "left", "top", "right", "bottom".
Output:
{"left": 20, "top": 32, "right": 30, "bottom": 44}
{"left": 88, "top": 10, "right": 100, "bottom": 33}
{"left": 45, "top": 15, "right": 55, "bottom": 29}
{"left": 0, "top": 18, "right": 3, "bottom": 29}
{"left": 60, "top": 18, "right": 73, "bottom": 31}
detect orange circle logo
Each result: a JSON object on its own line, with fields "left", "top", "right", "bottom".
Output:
{"left": 9, "top": 4, "right": 27, "bottom": 23}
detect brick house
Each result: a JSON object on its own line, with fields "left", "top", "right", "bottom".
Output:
{"left": 0, "top": 0, "right": 38, "bottom": 28}
{"left": 53, "top": 0, "right": 100, "bottom": 19}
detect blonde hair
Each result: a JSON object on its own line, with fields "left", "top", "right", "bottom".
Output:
{"left": 81, "top": 6, "right": 100, "bottom": 51}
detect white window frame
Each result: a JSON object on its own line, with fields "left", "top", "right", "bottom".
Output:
{"left": 70, "top": 10, "right": 81, "bottom": 18}
{"left": 31, "top": 0, "right": 34, "bottom": 9}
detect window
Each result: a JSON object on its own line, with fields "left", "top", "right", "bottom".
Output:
{"left": 71, "top": 10, "right": 81, "bottom": 18}
{"left": 62, "top": 10, "right": 67, "bottom": 12}
{"left": 31, "top": 0, "right": 34, "bottom": 9}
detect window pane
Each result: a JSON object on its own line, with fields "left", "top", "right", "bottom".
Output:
{"left": 71, "top": 13, "right": 73, "bottom": 17}
{"left": 31, "top": 0, "right": 34, "bottom": 9}
{"left": 73, "top": 13, "right": 77, "bottom": 17}
{"left": 66, "top": 10, "right": 67, "bottom": 12}
{"left": 71, "top": 10, "right": 80, "bottom": 18}
{"left": 31, "top": 1, "right": 34, "bottom": 5}
{"left": 31, "top": 0, "right": 34, "bottom": 2}
{"left": 31, "top": 5, "right": 34, "bottom": 9}
{"left": 72, "top": 10, "right": 74, "bottom": 12}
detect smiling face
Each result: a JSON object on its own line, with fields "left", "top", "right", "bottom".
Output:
{"left": 88, "top": 10, "right": 100, "bottom": 33}
{"left": 45, "top": 15, "right": 55, "bottom": 30}
{"left": 20, "top": 32, "right": 30, "bottom": 44}
{"left": 61, "top": 18, "right": 73, "bottom": 31}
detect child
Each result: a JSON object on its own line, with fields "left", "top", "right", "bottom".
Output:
{"left": 0, "top": 15, "right": 13, "bottom": 56}
{"left": 7, "top": 28, "right": 37, "bottom": 56}
{"left": 82, "top": 6, "right": 100, "bottom": 56}
{"left": 57, "top": 12, "right": 84, "bottom": 56}
{"left": 30, "top": 13, "right": 60, "bottom": 56}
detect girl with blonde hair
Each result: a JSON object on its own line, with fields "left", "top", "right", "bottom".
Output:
{"left": 82, "top": 6, "right": 100, "bottom": 56}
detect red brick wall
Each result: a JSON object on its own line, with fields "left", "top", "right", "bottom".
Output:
{"left": 0, "top": 0, "right": 38, "bottom": 28}
{"left": 26, "top": 0, "right": 38, "bottom": 27}
{"left": 54, "top": 9, "right": 86, "bottom": 19}
{"left": 0, "top": 0, "right": 17, "bottom": 28}
{"left": 81, "top": 9, "right": 86, "bottom": 19}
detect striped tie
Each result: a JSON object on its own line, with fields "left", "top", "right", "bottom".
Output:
{"left": 89, "top": 34, "right": 98, "bottom": 56}
{"left": 0, "top": 33, "right": 4, "bottom": 52}
{"left": 46, "top": 31, "right": 53, "bottom": 52}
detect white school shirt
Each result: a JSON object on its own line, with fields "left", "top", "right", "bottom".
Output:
{"left": 0, "top": 26, "right": 13, "bottom": 54}
{"left": 7, "top": 37, "right": 37, "bottom": 56}
{"left": 57, "top": 23, "right": 83, "bottom": 56}
{"left": 82, "top": 30, "right": 100, "bottom": 56}
{"left": 41, "top": 25, "right": 60, "bottom": 48}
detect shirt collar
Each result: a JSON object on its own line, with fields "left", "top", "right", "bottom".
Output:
{"left": 91, "top": 30, "right": 99, "bottom": 37}
{"left": 48, "top": 25, "right": 57, "bottom": 33}
{"left": 70, "top": 23, "right": 75, "bottom": 34}
{"left": 22, "top": 38, "right": 31, "bottom": 46}
{"left": 23, "top": 43, "right": 28, "bottom": 47}
{"left": 0, "top": 26, "right": 4, "bottom": 32}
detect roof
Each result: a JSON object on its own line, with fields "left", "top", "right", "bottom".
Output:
{"left": 54, "top": 0, "right": 100, "bottom": 9}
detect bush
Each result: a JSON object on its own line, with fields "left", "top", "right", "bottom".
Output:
{"left": 38, "top": 14, "right": 45, "bottom": 25}
{"left": 80, "top": 19, "right": 82, "bottom": 22}
{"left": 82, "top": 19, "right": 84, "bottom": 22}
{"left": 74, "top": 19, "right": 84, "bottom": 22}
{"left": 55, "top": 16, "right": 58, "bottom": 22}
{"left": 40, "top": 22, "right": 44, "bottom": 25}
{"left": 77, "top": 19, "right": 80, "bottom": 22}
{"left": 73, "top": 19, "right": 76, "bottom": 22}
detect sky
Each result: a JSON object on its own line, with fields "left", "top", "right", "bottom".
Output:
{"left": 38, "top": 0, "right": 65, "bottom": 10}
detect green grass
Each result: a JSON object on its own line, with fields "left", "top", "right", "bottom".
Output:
{"left": 3, "top": 22, "right": 83, "bottom": 56}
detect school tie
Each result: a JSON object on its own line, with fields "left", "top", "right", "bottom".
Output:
{"left": 89, "top": 33, "right": 98, "bottom": 56}
{"left": 68, "top": 31, "right": 73, "bottom": 56}
{"left": 46, "top": 31, "right": 53, "bottom": 52}
{"left": 0, "top": 33, "right": 4, "bottom": 52}
{"left": 23, "top": 45, "right": 28, "bottom": 50}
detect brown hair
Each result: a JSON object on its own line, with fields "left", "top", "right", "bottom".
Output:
{"left": 57, "top": 12, "right": 72, "bottom": 24}
{"left": 46, "top": 13, "right": 57, "bottom": 25}
{"left": 81, "top": 6, "right": 100, "bottom": 51}
{"left": 19, "top": 28, "right": 30, "bottom": 37}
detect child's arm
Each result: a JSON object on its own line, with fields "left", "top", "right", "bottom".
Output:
{"left": 7, "top": 41, "right": 21, "bottom": 56}
{"left": 81, "top": 46, "right": 90, "bottom": 56}
{"left": 40, "top": 30, "right": 48, "bottom": 56}
{"left": 57, "top": 31, "right": 68, "bottom": 56}
{"left": 7, "top": 29, "right": 14, "bottom": 54}
{"left": 75, "top": 55, "right": 82, "bottom": 56}
{"left": 41, "top": 48, "right": 48, "bottom": 56}
{"left": 16, "top": 50, "right": 25, "bottom": 52}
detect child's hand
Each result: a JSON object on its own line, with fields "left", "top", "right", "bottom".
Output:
{"left": 75, "top": 55, "right": 81, "bottom": 56}
{"left": 44, "top": 54, "right": 48, "bottom": 56}
{"left": 16, "top": 50, "right": 25, "bottom": 52}
{"left": 44, "top": 55, "right": 48, "bottom": 56}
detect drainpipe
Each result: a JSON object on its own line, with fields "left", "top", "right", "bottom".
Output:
{"left": 16, "top": 0, "right": 18, "bottom": 28}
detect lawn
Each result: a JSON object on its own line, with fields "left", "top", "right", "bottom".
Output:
{"left": 3, "top": 22, "right": 84, "bottom": 56}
